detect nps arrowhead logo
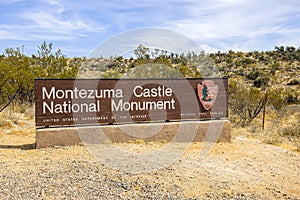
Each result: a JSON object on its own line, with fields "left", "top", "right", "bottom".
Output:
{"left": 197, "top": 80, "right": 219, "bottom": 111}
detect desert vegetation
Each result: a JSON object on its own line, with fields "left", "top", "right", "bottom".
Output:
{"left": 0, "top": 42, "right": 299, "bottom": 199}
{"left": 0, "top": 42, "right": 299, "bottom": 151}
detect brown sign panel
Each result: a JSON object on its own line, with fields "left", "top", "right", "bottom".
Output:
{"left": 34, "top": 78, "right": 228, "bottom": 127}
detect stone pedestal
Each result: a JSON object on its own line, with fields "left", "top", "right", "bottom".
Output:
{"left": 36, "top": 120, "right": 231, "bottom": 148}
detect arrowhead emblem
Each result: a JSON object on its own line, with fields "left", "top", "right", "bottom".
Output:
{"left": 197, "top": 80, "right": 219, "bottom": 111}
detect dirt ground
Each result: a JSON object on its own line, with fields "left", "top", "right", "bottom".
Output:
{"left": 0, "top": 117, "right": 299, "bottom": 200}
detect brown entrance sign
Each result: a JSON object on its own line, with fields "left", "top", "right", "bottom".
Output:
{"left": 34, "top": 78, "right": 228, "bottom": 127}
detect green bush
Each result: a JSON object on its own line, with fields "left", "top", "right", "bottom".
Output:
{"left": 247, "top": 70, "right": 259, "bottom": 80}
{"left": 253, "top": 76, "right": 269, "bottom": 89}
{"left": 0, "top": 42, "right": 80, "bottom": 113}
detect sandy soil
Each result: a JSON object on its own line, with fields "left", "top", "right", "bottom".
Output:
{"left": 0, "top": 120, "right": 299, "bottom": 199}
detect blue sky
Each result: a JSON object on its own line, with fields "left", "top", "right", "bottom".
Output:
{"left": 0, "top": 0, "right": 300, "bottom": 57}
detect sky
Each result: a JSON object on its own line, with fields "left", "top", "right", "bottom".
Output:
{"left": 0, "top": 0, "right": 300, "bottom": 57}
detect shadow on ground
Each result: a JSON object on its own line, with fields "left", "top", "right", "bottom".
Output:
{"left": 0, "top": 143, "right": 36, "bottom": 150}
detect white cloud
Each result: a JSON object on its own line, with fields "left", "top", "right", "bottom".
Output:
{"left": 22, "top": 12, "right": 89, "bottom": 31}
{"left": 1, "top": 0, "right": 300, "bottom": 56}
{"left": 0, "top": 0, "right": 106, "bottom": 41}
{"left": 164, "top": 0, "right": 300, "bottom": 51}
{"left": 0, "top": 28, "right": 17, "bottom": 39}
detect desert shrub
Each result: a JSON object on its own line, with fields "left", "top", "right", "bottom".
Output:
{"left": 287, "top": 79, "right": 299, "bottom": 86}
{"left": 0, "top": 42, "right": 80, "bottom": 113}
{"left": 124, "top": 63, "right": 183, "bottom": 79}
{"left": 270, "top": 62, "right": 281, "bottom": 70}
{"left": 247, "top": 69, "right": 259, "bottom": 80}
{"left": 269, "top": 68, "right": 276, "bottom": 75}
{"left": 228, "top": 78, "right": 265, "bottom": 126}
{"left": 101, "top": 69, "right": 123, "bottom": 78}
{"left": 286, "top": 90, "right": 299, "bottom": 104}
{"left": 0, "top": 49, "right": 36, "bottom": 112}
{"left": 253, "top": 76, "right": 269, "bottom": 89}
{"left": 263, "top": 133, "right": 282, "bottom": 145}
{"left": 236, "top": 67, "right": 245, "bottom": 76}
{"left": 280, "top": 123, "right": 300, "bottom": 137}
{"left": 267, "top": 87, "right": 287, "bottom": 111}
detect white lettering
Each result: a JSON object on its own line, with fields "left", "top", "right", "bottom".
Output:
{"left": 133, "top": 85, "right": 173, "bottom": 98}
{"left": 133, "top": 86, "right": 143, "bottom": 97}
{"left": 42, "top": 87, "right": 54, "bottom": 99}
{"left": 41, "top": 87, "right": 124, "bottom": 99}
{"left": 43, "top": 101, "right": 53, "bottom": 113}
{"left": 42, "top": 100, "right": 101, "bottom": 114}
{"left": 111, "top": 99, "right": 176, "bottom": 111}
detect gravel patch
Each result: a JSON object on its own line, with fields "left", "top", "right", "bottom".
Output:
{"left": 0, "top": 134, "right": 300, "bottom": 199}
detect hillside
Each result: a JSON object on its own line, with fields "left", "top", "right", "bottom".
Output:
{"left": 1, "top": 44, "right": 299, "bottom": 147}
{"left": 0, "top": 44, "right": 299, "bottom": 199}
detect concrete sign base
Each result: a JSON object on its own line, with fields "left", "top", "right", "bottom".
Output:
{"left": 36, "top": 120, "right": 231, "bottom": 148}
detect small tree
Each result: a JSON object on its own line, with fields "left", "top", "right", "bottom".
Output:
{"left": 134, "top": 44, "right": 150, "bottom": 60}
{"left": 0, "top": 48, "right": 35, "bottom": 111}
{"left": 229, "top": 78, "right": 265, "bottom": 126}
{"left": 0, "top": 42, "right": 80, "bottom": 113}
{"left": 35, "top": 41, "right": 78, "bottom": 78}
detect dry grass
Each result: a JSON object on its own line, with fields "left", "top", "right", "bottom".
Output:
{"left": 0, "top": 104, "right": 35, "bottom": 148}
{"left": 231, "top": 104, "right": 300, "bottom": 152}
